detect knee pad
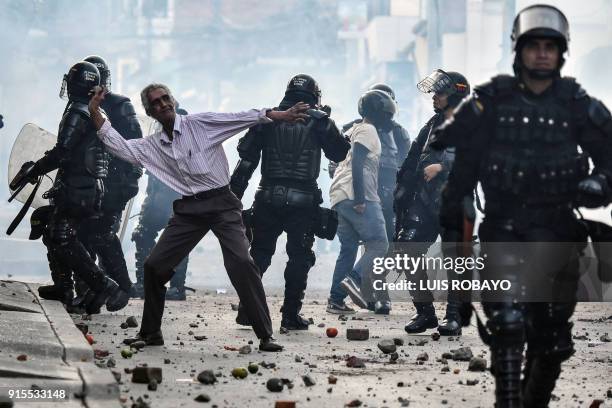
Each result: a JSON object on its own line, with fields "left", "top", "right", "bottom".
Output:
{"left": 484, "top": 303, "right": 526, "bottom": 347}
{"left": 48, "top": 217, "right": 76, "bottom": 245}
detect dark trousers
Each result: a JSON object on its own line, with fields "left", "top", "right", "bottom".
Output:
{"left": 141, "top": 187, "right": 273, "bottom": 339}
{"left": 249, "top": 201, "right": 316, "bottom": 315}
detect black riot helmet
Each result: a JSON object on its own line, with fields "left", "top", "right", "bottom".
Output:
{"left": 59, "top": 61, "right": 100, "bottom": 102}
{"left": 358, "top": 89, "right": 396, "bottom": 126}
{"left": 285, "top": 74, "right": 321, "bottom": 106}
{"left": 417, "top": 69, "right": 470, "bottom": 109}
{"left": 368, "top": 83, "right": 395, "bottom": 101}
{"left": 84, "top": 55, "right": 111, "bottom": 88}
{"left": 511, "top": 4, "right": 569, "bottom": 78}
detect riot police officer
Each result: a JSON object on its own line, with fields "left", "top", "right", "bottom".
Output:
{"left": 230, "top": 74, "right": 350, "bottom": 330}
{"left": 130, "top": 102, "right": 191, "bottom": 301}
{"left": 431, "top": 5, "right": 612, "bottom": 406}
{"left": 26, "top": 62, "right": 126, "bottom": 313}
{"left": 395, "top": 69, "right": 472, "bottom": 335}
{"left": 70, "top": 55, "right": 144, "bottom": 308}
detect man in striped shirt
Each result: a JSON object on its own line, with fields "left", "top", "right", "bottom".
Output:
{"left": 88, "top": 84, "right": 309, "bottom": 351}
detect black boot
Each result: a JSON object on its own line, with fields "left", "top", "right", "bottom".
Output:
{"left": 437, "top": 301, "right": 463, "bottom": 336}
{"left": 85, "top": 277, "right": 120, "bottom": 315}
{"left": 522, "top": 356, "right": 562, "bottom": 408}
{"left": 405, "top": 302, "right": 438, "bottom": 333}
{"left": 459, "top": 302, "right": 473, "bottom": 327}
{"left": 489, "top": 346, "right": 523, "bottom": 408}
{"left": 280, "top": 313, "right": 310, "bottom": 330}
{"left": 38, "top": 253, "right": 74, "bottom": 305}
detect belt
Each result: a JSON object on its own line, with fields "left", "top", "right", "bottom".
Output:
{"left": 182, "top": 185, "right": 230, "bottom": 200}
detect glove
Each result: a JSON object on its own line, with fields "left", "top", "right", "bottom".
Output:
{"left": 10, "top": 161, "right": 39, "bottom": 191}
{"left": 577, "top": 174, "right": 610, "bottom": 208}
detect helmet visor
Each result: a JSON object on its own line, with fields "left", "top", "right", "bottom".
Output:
{"left": 417, "top": 69, "right": 455, "bottom": 96}
{"left": 514, "top": 6, "right": 569, "bottom": 44}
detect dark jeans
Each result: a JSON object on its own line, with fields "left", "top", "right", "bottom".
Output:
{"left": 250, "top": 201, "right": 316, "bottom": 314}
{"left": 141, "top": 187, "right": 273, "bottom": 339}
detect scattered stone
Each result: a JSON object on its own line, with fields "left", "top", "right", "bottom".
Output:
{"left": 189, "top": 323, "right": 199, "bottom": 328}
{"left": 377, "top": 339, "right": 397, "bottom": 354}
{"left": 120, "top": 322, "right": 129, "bottom": 330}
{"left": 294, "top": 355, "right": 302, "bottom": 363}
{"left": 230, "top": 303, "right": 239, "bottom": 311}
{"left": 453, "top": 368, "right": 461, "bottom": 374}
{"left": 600, "top": 333, "right": 611, "bottom": 342}
{"left": 441, "top": 366, "right": 450, "bottom": 373}
{"left": 147, "top": 379, "right": 158, "bottom": 391}
{"left": 346, "top": 328, "right": 369, "bottom": 341}
{"left": 573, "top": 334, "right": 588, "bottom": 340}
{"left": 231, "top": 367, "right": 248, "bottom": 379}
{"left": 85, "top": 334, "right": 94, "bottom": 345}
{"left": 338, "top": 315, "right": 349, "bottom": 321}
{"left": 346, "top": 399, "right": 362, "bottom": 407}
{"left": 132, "top": 367, "right": 162, "bottom": 384}
{"left": 416, "top": 352, "right": 429, "bottom": 362}
{"left": 107, "top": 357, "right": 116, "bottom": 368}
{"left": 238, "top": 345, "right": 251, "bottom": 354}
{"left": 274, "top": 402, "right": 296, "bottom": 408}
{"left": 131, "top": 396, "right": 151, "bottom": 408}
{"left": 194, "top": 335, "right": 207, "bottom": 341}
{"left": 126, "top": 316, "right": 139, "bottom": 328}
{"left": 393, "top": 338, "right": 404, "bottom": 346}
{"left": 266, "top": 378, "right": 284, "bottom": 392}
{"left": 390, "top": 352, "right": 399, "bottom": 363}
{"left": 130, "top": 341, "right": 146, "bottom": 350}
{"left": 94, "top": 349, "right": 109, "bottom": 359}
{"left": 194, "top": 393, "right": 211, "bottom": 403}
{"left": 260, "top": 361, "right": 276, "bottom": 369}
{"left": 197, "top": 370, "right": 217, "bottom": 385}
{"left": 468, "top": 357, "right": 487, "bottom": 372}
{"left": 466, "top": 379, "right": 479, "bottom": 386}
{"left": 607, "top": 389, "right": 612, "bottom": 398}
{"left": 442, "top": 352, "right": 453, "bottom": 360}
{"left": 452, "top": 347, "right": 473, "bottom": 361}
{"left": 328, "top": 375, "right": 337, "bottom": 384}
{"left": 302, "top": 375, "right": 316, "bottom": 387}
{"left": 431, "top": 332, "right": 441, "bottom": 341}
{"left": 121, "top": 349, "right": 133, "bottom": 359}
{"left": 248, "top": 363, "right": 259, "bottom": 374}
{"left": 346, "top": 356, "right": 366, "bottom": 368}
{"left": 415, "top": 339, "right": 428, "bottom": 346}
{"left": 163, "top": 358, "right": 171, "bottom": 364}
{"left": 317, "top": 323, "right": 325, "bottom": 328}
{"left": 16, "top": 354, "right": 27, "bottom": 361}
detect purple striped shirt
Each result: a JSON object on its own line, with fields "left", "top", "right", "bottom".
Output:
{"left": 97, "top": 109, "right": 272, "bottom": 196}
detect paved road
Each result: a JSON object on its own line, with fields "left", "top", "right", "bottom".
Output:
{"left": 75, "top": 289, "right": 612, "bottom": 408}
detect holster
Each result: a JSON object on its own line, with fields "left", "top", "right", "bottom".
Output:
{"left": 314, "top": 207, "right": 338, "bottom": 240}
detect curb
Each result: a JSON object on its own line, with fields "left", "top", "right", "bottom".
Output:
{"left": 26, "top": 282, "right": 93, "bottom": 363}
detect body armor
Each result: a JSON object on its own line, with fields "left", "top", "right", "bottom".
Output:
{"left": 260, "top": 120, "right": 322, "bottom": 186}
{"left": 478, "top": 76, "right": 589, "bottom": 211}
{"left": 38, "top": 101, "right": 108, "bottom": 212}
{"left": 100, "top": 92, "right": 143, "bottom": 211}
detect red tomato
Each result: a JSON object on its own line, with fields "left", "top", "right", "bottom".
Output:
{"left": 326, "top": 328, "right": 338, "bottom": 338}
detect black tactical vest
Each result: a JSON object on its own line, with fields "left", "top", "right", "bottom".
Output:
{"left": 480, "top": 77, "right": 589, "bottom": 206}
{"left": 260, "top": 120, "right": 321, "bottom": 186}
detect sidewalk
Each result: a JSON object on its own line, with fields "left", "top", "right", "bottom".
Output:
{"left": 0, "top": 280, "right": 120, "bottom": 408}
